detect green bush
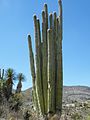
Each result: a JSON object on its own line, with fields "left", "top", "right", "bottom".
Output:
{"left": 71, "top": 113, "right": 83, "bottom": 120}
{"left": 86, "top": 115, "right": 90, "bottom": 120}
{"left": 9, "top": 93, "right": 22, "bottom": 112}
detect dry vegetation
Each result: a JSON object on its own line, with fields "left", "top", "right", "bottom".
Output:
{"left": 1, "top": 86, "right": 90, "bottom": 120}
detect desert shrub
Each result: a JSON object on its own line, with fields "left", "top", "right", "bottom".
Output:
{"left": 83, "top": 103, "right": 88, "bottom": 109}
{"left": 9, "top": 93, "right": 22, "bottom": 112}
{"left": 0, "top": 108, "right": 3, "bottom": 117}
{"left": 86, "top": 115, "right": 90, "bottom": 120}
{"left": 0, "top": 80, "right": 7, "bottom": 102}
{"left": 23, "top": 110, "right": 31, "bottom": 120}
{"left": 71, "top": 113, "right": 83, "bottom": 120}
{"left": 0, "top": 91, "right": 3, "bottom": 103}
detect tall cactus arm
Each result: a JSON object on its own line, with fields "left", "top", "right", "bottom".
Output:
{"left": 33, "top": 15, "right": 38, "bottom": 54}
{"left": 37, "top": 19, "right": 43, "bottom": 83}
{"left": 44, "top": 4, "right": 48, "bottom": 30}
{"left": 28, "top": 35, "right": 35, "bottom": 84}
{"left": 53, "top": 12, "right": 57, "bottom": 110}
{"left": 58, "top": 0, "right": 63, "bottom": 112}
{"left": 47, "top": 29, "right": 55, "bottom": 114}
{"left": 37, "top": 18, "right": 45, "bottom": 114}
{"left": 58, "top": 0, "right": 63, "bottom": 40}
{"left": 28, "top": 35, "right": 39, "bottom": 112}
{"left": 44, "top": 3, "right": 48, "bottom": 51}
{"left": 49, "top": 13, "right": 53, "bottom": 29}
{"left": 42, "top": 10, "right": 48, "bottom": 113}
{"left": 37, "top": 19, "right": 41, "bottom": 46}
{"left": 49, "top": 13, "right": 56, "bottom": 114}
{"left": 55, "top": 1, "right": 63, "bottom": 114}
{"left": 34, "top": 15, "right": 45, "bottom": 115}
{"left": 56, "top": 0, "right": 63, "bottom": 112}
{"left": 59, "top": 0, "right": 63, "bottom": 87}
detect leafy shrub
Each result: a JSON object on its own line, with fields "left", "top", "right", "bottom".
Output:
{"left": 9, "top": 93, "right": 22, "bottom": 112}
{"left": 71, "top": 113, "right": 83, "bottom": 120}
{"left": 0, "top": 108, "right": 3, "bottom": 117}
{"left": 23, "top": 110, "right": 31, "bottom": 120}
{"left": 86, "top": 115, "right": 90, "bottom": 120}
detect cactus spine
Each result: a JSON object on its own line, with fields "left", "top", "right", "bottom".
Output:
{"left": 28, "top": 0, "right": 63, "bottom": 118}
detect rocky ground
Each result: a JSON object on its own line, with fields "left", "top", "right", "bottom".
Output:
{"left": 0, "top": 86, "right": 90, "bottom": 120}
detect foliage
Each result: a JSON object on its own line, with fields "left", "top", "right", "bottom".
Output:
{"left": 16, "top": 73, "right": 25, "bottom": 93}
{"left": 86, "top": 115, "right": 90, "bottom": 120}
{"left": 0, "top": 68, "right": 25, "bottom": 119}
{"left": 9, "top": 93, "right": 22, "bottom": 112}
{"left": 0, "top": 68, "right": 25, "bottom": 100}
{"left": 17, "top": 73, "right": 25, "bottom": 82}
{"left": 23, "top": 110, "right": 31, "bottom": 120}
{"left": 71, "top": 113, "right": 83, "bottom": 120}
{"left": 5, "top": 68, "right": 16, "bottom": 81}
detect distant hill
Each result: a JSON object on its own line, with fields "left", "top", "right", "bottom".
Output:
{"left": 63, "top": 86, "right": 90, "bottom": 103}
{"left": 22, "top": 86, "right": 90, "bottom": 104}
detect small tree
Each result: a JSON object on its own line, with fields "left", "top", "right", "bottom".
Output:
{"left": 16, "top": 73, "right": 25, "bottom": 93}
{"left": 5, "top": 68, "right": 16, "bottom": 99}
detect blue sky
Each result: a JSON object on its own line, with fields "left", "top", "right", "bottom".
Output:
{"left": 0, "top": 0, "right": 90, "bottom": 90}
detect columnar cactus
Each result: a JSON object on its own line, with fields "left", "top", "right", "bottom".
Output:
{"left": 28, "top": 0, "right": 63, "bottom": 118}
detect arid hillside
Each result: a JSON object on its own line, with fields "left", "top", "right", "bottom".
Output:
{"left": 0, "top": 86, "right": 90, "bottom": 120}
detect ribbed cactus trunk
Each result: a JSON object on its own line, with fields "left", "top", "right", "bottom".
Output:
{"left": 47, "top": 29, "right": 55, "bottom": 114}
{"left": 28, "top": 35, "right": 39, "bottom": 113}
{"left": 28, "top": 0, "right": 63, "bottom": 119}
{"left": 56, "top": 0, "right": 63, "bottom": 114}
{"left": 42, "top": 4, "right": 48, "bottom": 113}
